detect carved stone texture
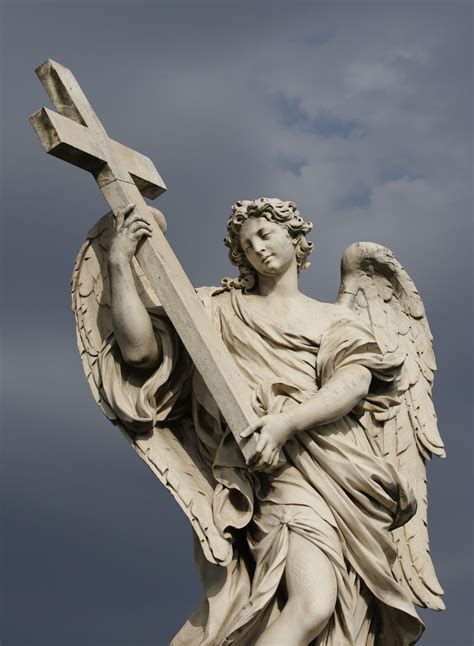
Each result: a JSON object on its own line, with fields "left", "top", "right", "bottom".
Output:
{"left": 30, "top": 59, "right": 260, "bottom": 462}
{"left": 32, "top": 61, "right": 445, "bottom": 645}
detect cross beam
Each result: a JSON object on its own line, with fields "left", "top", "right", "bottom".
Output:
{"left": 30, "top": 59, "right": 257, "bottom": 461}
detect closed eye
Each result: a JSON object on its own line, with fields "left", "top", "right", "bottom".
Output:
{"left": 242, "top": 229, "right": 272, "bottom": 251}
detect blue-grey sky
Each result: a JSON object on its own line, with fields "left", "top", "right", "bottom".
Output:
{"left": 2, "top": 2, "right": 472, "bottom": 645}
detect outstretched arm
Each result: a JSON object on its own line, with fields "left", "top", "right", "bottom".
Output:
{"left": 108, "top": 203, "right": 161, "bottom": 369}
{"left": 241, "top": 364, "right": 371, "bottom": 470}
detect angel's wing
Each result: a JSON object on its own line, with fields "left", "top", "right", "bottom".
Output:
{"left": 71, "top": 210, "right": 232, "bottom": 566}
{"left": 337, "top": 242, "right": 445, "bottom": 610}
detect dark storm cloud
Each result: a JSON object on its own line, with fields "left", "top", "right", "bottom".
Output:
{"left": 2, "top": 2, "right": 472, "bottom": 645}
{"left": 272, "top": 93, "right": 364, "bottom": 138}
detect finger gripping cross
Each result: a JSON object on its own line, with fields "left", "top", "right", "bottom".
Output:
{"left": 30, "top": 59, "right": 259, "bottom": 462}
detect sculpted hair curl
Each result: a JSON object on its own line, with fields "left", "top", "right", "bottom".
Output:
{"left": 221, "top": 197, "right": 314, "bottom": 292}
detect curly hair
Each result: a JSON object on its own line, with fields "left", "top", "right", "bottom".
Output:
{"left": 221, "top": 197, "right": 314, "bottom": 292}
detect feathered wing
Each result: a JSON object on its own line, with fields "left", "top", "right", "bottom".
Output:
{"left": 336, "top": 242, "right": 445, "bottom": 610}
{"left": 71, "top": 210, "right": 232, "bottom": 566}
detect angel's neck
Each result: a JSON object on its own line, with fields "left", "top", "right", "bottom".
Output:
{"left": 257, "top": 267, "right": 300, "bottom": 299}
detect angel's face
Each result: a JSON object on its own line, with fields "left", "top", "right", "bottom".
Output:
{"left": 239, "top": 217, "right": 296, "bottom": 277}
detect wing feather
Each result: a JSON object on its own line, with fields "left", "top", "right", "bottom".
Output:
{"left": 337, "top": 242, "right": 445, "bottom": 610}
{"left": 71, "top": 210, "right": 230, "bottom": 565}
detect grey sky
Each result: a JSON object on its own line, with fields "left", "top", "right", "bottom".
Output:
{"left": 2, "top": 2, "right": 473, "bottom": 645}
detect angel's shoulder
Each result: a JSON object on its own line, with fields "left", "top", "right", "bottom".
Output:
{"left": 195, "top": 285, "right": 225, "bottom": 304}
{"left": 324, "top": 302, "right": 356, "bottom": 322}
{"left": 196, "top": 286, "right": 234, "bottom": 319}
{"left": 208, "top": 287, "right": 229, "bottom": 302}
{"left": 292, "top": 297, "right": 356, "bottom": 341}
{"left": 303, "top": 298, "right": 356, "bottom": 327}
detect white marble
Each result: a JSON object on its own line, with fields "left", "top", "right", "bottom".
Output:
{"left": 32, "top": 60, "right": 445, "bottom": 645}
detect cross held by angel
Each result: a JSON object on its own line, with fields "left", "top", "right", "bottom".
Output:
{"left": 32, "top": 60, "right": 445, "bottom": 646}
{"left": 75, "top": 197, "right": 445, "bottom": 646}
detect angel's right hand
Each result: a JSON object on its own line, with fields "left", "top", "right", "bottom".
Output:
{"left": 109, "top": 202, "right": 153, "bottom": 265}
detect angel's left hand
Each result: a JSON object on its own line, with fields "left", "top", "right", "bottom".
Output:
{"left": 240, "top": 412, "right": 296, "bottom": 472}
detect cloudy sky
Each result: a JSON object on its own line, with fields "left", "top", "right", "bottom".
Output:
{"left": 2, "top": 1, "right": 472, "bottom": 645}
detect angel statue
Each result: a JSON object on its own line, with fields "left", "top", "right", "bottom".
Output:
{"left": 72, "top": 196, "right": 445, "bottom": 646}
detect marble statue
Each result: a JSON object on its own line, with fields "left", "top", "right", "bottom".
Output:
{"left": 70, "top": 198, "right": 444, "bottom": 646}
{"left": 31, "top": 60, "right": 445, "bottom": 645}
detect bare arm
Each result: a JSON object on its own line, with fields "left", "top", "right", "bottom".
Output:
{"left": 108, "top": 203, "right": 161, "bottom": 370}
{"left": 241, "top": 364, "right": 372, "bottom": 470}
{"left": 289, "top": 364, "right": 372, "bottom": 431}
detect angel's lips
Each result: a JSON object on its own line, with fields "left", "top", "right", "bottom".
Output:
{"left": 262, "top": 255, "right": 273, "bottom": 264}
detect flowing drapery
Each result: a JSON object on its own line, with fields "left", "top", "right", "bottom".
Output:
{"left": 98, "top": 287, "right": 424, "bottom": 645}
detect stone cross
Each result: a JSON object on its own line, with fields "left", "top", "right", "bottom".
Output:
{"left": 30, "top": 59, "right": 257, "bottom": 460}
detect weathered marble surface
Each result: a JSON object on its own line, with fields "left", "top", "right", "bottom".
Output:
{"left": 31, "top": 60, "right": 445, "bottom": 645}
{"left": 72, "top": 198, "right": 444, "bottom": 645}
{"left": 30, "top": 58, "right": 261, "bottom": 463}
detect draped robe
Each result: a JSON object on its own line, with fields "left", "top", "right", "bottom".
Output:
{"left": 98, "top": 286, "right": 424, "bottom": 646}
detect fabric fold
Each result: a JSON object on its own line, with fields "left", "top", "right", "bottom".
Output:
{"left": 98, "top": 310, "right": 192, "bottom": 432}
{"left": 97, "top": 287, "right": 424, "bottom": 645}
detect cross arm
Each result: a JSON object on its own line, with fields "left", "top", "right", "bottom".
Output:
{"left": 30, "top": 107, "right": 166, "bottom": 198}
{"left": 34, "top": 58, "right": 102, "bottom": 131}
{"left": 98, "top": 178, "right": 260, "bottom": 463}
{"left": 30, "top": 107, "right": 104, "bottom": 174}
{"left": 30, "top": 59, "right": 259, "bottom": 464}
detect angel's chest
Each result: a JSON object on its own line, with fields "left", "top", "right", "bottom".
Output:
{"left": 220, "top": 311, "right": 321, "bottom": 380}
{"left": 246, "top": 302, "right": 330, "bottom": 340}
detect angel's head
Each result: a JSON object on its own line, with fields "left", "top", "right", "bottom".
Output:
{"left": 222, "top": 197, "right": 314, "bottom": 292}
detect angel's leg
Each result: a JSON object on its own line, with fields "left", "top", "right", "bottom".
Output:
{"left": 255, "top": 531, "right": 337, "bottom": 646}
